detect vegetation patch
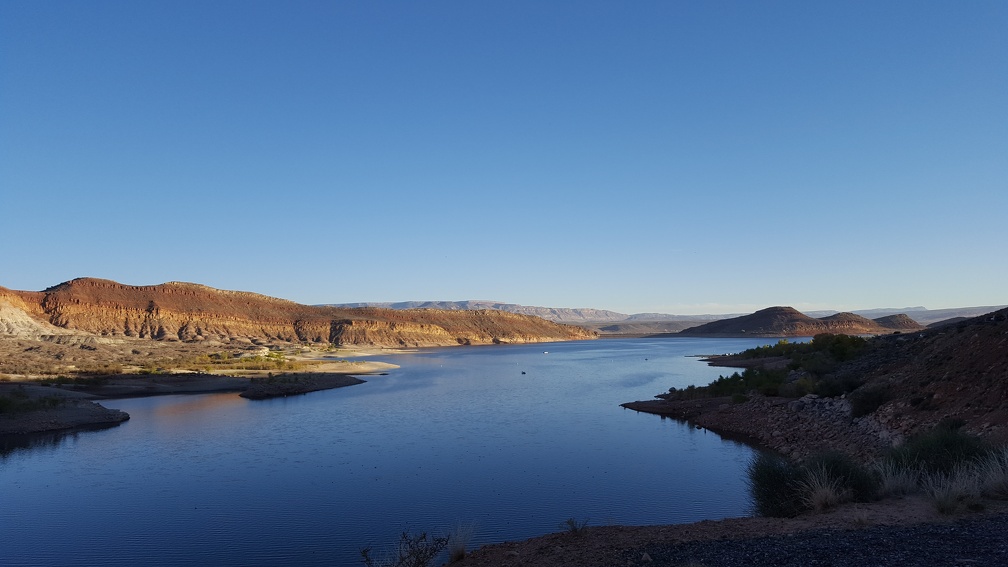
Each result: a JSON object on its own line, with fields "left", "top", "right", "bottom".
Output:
{"left": 667, "top": 334, "right": 873, "bottom": 401}
{"left": 746, "top": 452, "right": 806, "bottom": 517}
{"left": 0, "top": 388, "right": 66, "bottom": 414}
{"left": 560, "top": 517, "right": 590, "bottom": 535}
{"left": 884, "top": 421, "right": 991, "bottom": 475}
{"left": 749, "top": 426, "right": 1008, "bottom": 517}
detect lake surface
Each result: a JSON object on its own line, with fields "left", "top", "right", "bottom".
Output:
{"left": 1, "top": 337, "right": 780, "bottom": 566}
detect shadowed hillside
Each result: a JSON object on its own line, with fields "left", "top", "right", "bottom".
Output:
{"left": 677, "top": 306, "right": 923, "bottom": 337}
{"left": 835, "top": 307, "right": 1008, "bottom": 442}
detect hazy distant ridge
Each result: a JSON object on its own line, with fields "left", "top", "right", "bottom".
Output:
{"left": 326, "top": 301, "right": 740, "bottom": 324}
{"left": 327, "top": 300, "right": 1005, "bottom": 329}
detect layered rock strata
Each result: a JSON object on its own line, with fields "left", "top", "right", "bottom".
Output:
{"left": 0, "top": 278, "right": 597, "bottom": 347}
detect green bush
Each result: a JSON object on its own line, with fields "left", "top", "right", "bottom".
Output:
{"left": 848, "top": 384, "right": 892, "bottom": 417}
{"left": 707, "top": 368, "right": 788, "bottom": 398}
{"left": 0, "top": 394, "right": 65, "bottom": 414}
{"left": 746, "top": 452, "right": 804, "bottom": 517}
{"left": 885, "top": 424, "right": 992, "bottom": 475}
{"left": 681, "top": 334, "right": 872, "bottom": 401}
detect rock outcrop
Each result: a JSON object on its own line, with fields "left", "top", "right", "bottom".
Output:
{"left": 1, "top": 278, "right": 597, "bottom": 348}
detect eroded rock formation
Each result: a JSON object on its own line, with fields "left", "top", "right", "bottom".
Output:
{"left": 0, "top": 278, "right": 597, "bottom": 347}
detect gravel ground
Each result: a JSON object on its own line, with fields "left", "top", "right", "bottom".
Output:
{"left": 456, "top": 498, "right": 1008, "bottom": 567}
{"left": 624, "top": 513, "right": 1008, "bottom": 566}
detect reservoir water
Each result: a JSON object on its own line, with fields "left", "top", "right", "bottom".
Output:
{"left": 1, "top": 337, "right": 779, "bottom": 566}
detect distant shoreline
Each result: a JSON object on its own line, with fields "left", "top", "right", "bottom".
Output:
{"left": 0, "top": 355, "right": 398, "bottom": 435}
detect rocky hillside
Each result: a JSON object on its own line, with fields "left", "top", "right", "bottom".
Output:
{"left": 0, "top": 278, "right": 596, "bottom": 348}
{"left": 836, "top": 307, "right": 1008, "bottom": 443}
{"left": 624, "top": 307, "right": 1008, "bottom": 461}
{"left": 678, "top": 306, "right": 923, "bottom": 337}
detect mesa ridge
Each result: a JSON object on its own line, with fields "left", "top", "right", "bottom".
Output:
{"left": 1, "top": 278, "right": 597, "bottom": 348}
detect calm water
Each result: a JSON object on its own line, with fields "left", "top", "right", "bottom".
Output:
{"left": 1, "top": 337, "right": 778, "bottom": 566}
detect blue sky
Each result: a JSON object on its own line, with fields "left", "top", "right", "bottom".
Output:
{"left": 2, "top": 1, "right": 1005, "bottom": 315}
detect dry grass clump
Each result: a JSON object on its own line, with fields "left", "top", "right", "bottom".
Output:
{"left": 875, "top": 425, "right": 1008, "bottom": 514}
{"left": 748, "top": 451, "right": 876, "bottom": 517}
{"left": 874, "top": 460, "right": 920, "bottom": 498}
{"left": 798, "top": 465, "right": 851, "bottom": 512}
{"left": 921, "top": 464, "right": 983, "bottom": 514}
{"left": 977, "top": 447, "right": 1008, "bottom": 499}
{"left": 749, "top": 426, "right": 1008, "bottom": 517}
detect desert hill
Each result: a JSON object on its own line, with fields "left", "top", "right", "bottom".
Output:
{"left": 676, "top": 306, "right": 923, "bottom": 337}
{"left": 0, "top": 278, "right": 596, "bottom": 348}
{"left": 835, "top": 307, "right": 1008, "bottom": 441}
{"left": 810, "top": 305, "right": 1008, "bottom": 326}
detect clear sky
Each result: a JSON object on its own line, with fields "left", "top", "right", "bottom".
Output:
{"left": 1, "top": 1, "right": 1005, "bottom": 315}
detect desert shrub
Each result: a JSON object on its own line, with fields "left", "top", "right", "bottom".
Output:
{"left": 746, "top": 452, "right": 804, "bottom": 517}
{"left": 874, "top": 459, "right": 920, "bottom": 498}
{"left": 798, "top": 464, "right": 848, "bottom": 512}
{"left": 848, "top": 384, "right": 891, "bottom": 417}
{"left": 976, "top": 447, "right": 1008, "bottom": 499}
{"left": 922, "top": 464, "right": 983, "bottom": 514}
{"left": 802, "top": 451, "right": 878, "bottom": 502}
{"left": 0, "top": 394, "right": 65, "bottom": 414}
{"left": 707, "top": 368, "right": 788, "bottom": 398}
{"left": 74, "top": 362, "right": 123, "bottom": 375}
{"left": 360, "top": 531, "right": 449, "bottom": 567}
{"left": 560, "top": 517, "right": 589, "bottom": 535}
{"left": 885, "top": 424, "right": 992, "bottom": 475}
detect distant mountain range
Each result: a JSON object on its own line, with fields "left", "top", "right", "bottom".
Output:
{"left": 326, "top": 301, "right": 1007, "bottom": 333}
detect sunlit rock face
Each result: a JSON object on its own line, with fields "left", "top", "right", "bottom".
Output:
{"left": 2, "top": 278, "right": 598, "bottom": 347}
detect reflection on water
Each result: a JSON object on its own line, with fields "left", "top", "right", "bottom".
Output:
{"left": 146, "top": 389, "right": 248, "bottom": 418}
{"left": 0, "top": 338, "right": 778, "bottom": 566}
{"left": 0, "top": 423, "right": 123, "bottom": 459}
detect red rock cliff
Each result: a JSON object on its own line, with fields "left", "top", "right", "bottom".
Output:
{"left": 5, "top": 278, "right": 597, "bottom": 347}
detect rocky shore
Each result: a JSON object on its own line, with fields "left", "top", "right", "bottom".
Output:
{"left": 0, "top": 391, "right": 129, "bottom": 435}
{"left": 622, "top": 392, "right": 898, "bottom": 463}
